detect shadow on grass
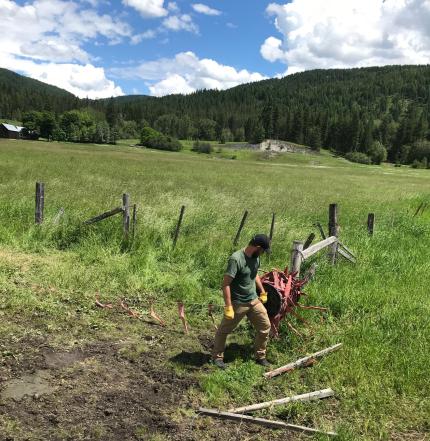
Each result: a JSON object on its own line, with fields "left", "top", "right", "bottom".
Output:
{"left": 170, "top": 343, "right": 253, "bottom": 368}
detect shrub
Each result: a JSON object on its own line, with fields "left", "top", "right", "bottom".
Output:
{"left": 140, "top": 127, "right": 182, "bottom": 152}
{"left": 345, "top": 151, "right": 372, "bottom": 165}
{"left": 368, "top": 141, "right": 387, "bottom": 165}
{"left": 192, "top": 140, "right": 213, "bottom": 154}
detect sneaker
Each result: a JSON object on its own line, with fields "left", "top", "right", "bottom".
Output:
{"left": 212, "top": 359, "right": 227, "bottom": 370}
{"left": 255, "top": 358, "right": 271, "bottom": 367}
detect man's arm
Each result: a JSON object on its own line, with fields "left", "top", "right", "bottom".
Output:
{"left": 255, "top": 275, "right": 268, "bottom": 304}
{"left": 255, "top": 275, "right": 264, "bottom": 294}
{"left": 222, "top": 275, "right": 235, "bottom": 320}
{"left": 222, "top": 275, "right": 234, "bottom": 306}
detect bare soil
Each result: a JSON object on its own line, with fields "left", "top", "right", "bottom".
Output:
{"left": 0, "top": 323, "right": 301, "bottom": 441}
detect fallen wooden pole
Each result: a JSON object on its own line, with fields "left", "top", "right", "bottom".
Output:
{"left": 302, "top": 236, "right": 337, "bottom": 260}
{"left": 337, "top": 247, "right": 356, "bottom": 263}
{"left": 264, "top": 343, "right": 342, "bottom": 379}
{"left": 198, "top": 408, "right": 337, "bottom": 437}
{"left": 229, "top": 388, "right": 334, "bottom": 414}
{"left": 83, "top": 206, "right": 123, "bottom": 225}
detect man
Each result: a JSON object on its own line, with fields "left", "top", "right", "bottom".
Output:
{"left": 212, "top": 234, "right": 272, "bottom": 369}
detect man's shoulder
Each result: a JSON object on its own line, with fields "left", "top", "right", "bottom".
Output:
{"left": 229, "top": 250, "right": 244, "bottom": 262}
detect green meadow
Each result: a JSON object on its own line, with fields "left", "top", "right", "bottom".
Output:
{"left": 0, "top": 138, "right": 429, "bottom": 440}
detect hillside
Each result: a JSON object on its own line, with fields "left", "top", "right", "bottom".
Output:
{"left": 1, "top": 65, "right": 430, "bottom": 163}
{"left": 0, "top": 68, "right": 79, "bottom": 120}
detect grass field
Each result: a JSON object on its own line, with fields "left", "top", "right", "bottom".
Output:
{"left": 0, "top": 138, "right": 429, "bottom": 440}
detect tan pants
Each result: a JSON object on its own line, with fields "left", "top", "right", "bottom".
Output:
{"left": 212, "top": 299, "right": 271, "bottom": 361}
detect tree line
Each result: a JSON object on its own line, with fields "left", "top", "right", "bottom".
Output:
{"left": 1, "top": 65, "right": 430, "bottom": 165}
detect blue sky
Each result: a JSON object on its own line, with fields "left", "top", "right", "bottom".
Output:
{"left": 1, "top": 0, "right": 429, "bottom": 98}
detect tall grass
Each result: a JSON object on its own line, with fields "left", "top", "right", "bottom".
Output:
{"left": 0, "top": 139, "right": 429, "bottom": 439}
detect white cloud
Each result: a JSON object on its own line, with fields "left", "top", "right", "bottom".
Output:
{"left": 130, "top": 29, "right": 158, "bottom": 44}
{"left": 122, "top": 0, "right": 167, "bottom": 18}
{"left": 262, "top": 0, "right": 430, "bottom": 75}
{"left": 0, "top": 0, "right": 129, "bottom": 97}
{"left": 112, "top": 51, "right": 267, "bottom": 96}
{"left": 162, "top": 14, "right": 199, "bottom": 33}
{"left": 0, "top": 52, "right": 123, "bottom": 98}
{"left": 192, "top": 3, "right": 221, "bottom": 16}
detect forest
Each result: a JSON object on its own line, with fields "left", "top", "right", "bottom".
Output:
{"left": 1, "top": 65, "right": 430, "bottom": 166}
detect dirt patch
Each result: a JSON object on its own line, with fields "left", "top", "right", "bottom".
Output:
{"left": 1, "top": 370, "right": 56, "bottom": 401}
{"left": 0, "top": 329, "right": 302, "bottom": 441}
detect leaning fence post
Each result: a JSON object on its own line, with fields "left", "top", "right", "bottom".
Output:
{"left": 290, "top": 240, "right": 304, "bottom": 276}
{"left": 35, "top": 182, "right": 45, "bottom": 224}
{"left": 269, "top": 213, "right": 275, "bottom": 242}
{"left": 303, "top": 233, "right": 315, "bottom": 250}
{"left": 233, "top": 210, "right": 248, "bottom": 246}
{"left": 173, "top": 205, "right": 185, "bottom": 248}
{"left": 122, "top": 193, "right": 130, "bottom": 239}
{"left": 328, "top": 203, "right": 339, "bottom": 264}
{"left": 367, "top": 213, "right": 375, "bottom": 235}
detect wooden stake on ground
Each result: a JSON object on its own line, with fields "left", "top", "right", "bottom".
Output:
{"left": 35, "top": 182, "right": 45, "bottom": 224}
{"left": 367, "top": 213, "right": 375, "bottom": 235}
{"left": 198, "top": 408, "right": 337, "bottom": 437}
{"left": 264, "top": 343, "right": 343, "bottom": 379}
{"left": 228, "top": 388, "right": 335, "bottom": 414}
{"left": 173, "top": 205, "right": 185, "bottom": 248}
{"left": 328, "top": 204, "right": 339, "bottom": 264}
{"left": 233, "top": 210, "right": 248, "bottom": 246}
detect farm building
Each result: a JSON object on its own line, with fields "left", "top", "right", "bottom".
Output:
{"left": 0, "top": 123, "right": 24, "bottom": 139}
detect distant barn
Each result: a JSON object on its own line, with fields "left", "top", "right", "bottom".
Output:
{"left": 0, "top": 123, "right": 24, "bottom": 139}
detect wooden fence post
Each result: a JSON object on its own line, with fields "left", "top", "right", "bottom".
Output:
{"left": 367, "top": 213, "right": 375, "bottom": 235}
{"left": 233, "top": 210, "right": 248, "bottom": 246}
{"left": 132, "top": 204, "right": 137, "bottom": 239}
{"left": 269, "top": 213, "right": 275, "bottom": 241}
{"left": 173, "top": 205, "right": 185, "bottom": 248}
{"left": 122, "top": 193, "right": 130, "bottom": 239}
{"left": 290, "top": 241, "right": 304, "bottom": 276}
{"left": 35, "top": 182, "right": 45, "bottom": 224}
{"left": 328, "top": 203, "right": 339, "bottom": 264}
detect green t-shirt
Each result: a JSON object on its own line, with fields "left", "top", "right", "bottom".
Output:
{"left": 225, "top": 249, "right": 259, "bottom": 304}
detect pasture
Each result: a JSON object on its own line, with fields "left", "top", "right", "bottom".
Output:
{"left": 0, "top": 138, "right": 429, "bottom": 440}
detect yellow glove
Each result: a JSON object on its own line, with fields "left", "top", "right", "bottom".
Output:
{"left": 224, "top": 305, "right": 234, "bottom": 320}
{"left": 259, "top": 291, "right": 268, "bottom": 304}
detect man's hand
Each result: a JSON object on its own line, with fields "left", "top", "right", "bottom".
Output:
{"left": 224, "top": 305, "right": 234, "bottom": 320}
{"left": 259, "top": 291, "right": 268, "bottom": 304}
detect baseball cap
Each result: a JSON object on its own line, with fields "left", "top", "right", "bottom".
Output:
{"left": 250, "top": 234, "right": 271, "bottom": 253}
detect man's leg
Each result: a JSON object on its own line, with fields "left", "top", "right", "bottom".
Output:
{"left": 247, "top": 302, "right": 271, "bottom": 360}
{"left": 212, "top": 304, "right": 248, "bottom": 361}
